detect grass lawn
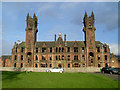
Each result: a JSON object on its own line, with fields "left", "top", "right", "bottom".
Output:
{"left": 2, "top": 71, "right": 119, "bottom": 88}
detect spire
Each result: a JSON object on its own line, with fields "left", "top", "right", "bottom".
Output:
{"left": 84, "top": 11, "right": 87, "bottom": 18}
{"left": 27, "top": 13, "right": 29, "bottom": 20}
{"left": 91, "top": 11, "right": 94, "bottom": 18}
{"left": 33, "top": 13, "right": 36, "bottom": 18}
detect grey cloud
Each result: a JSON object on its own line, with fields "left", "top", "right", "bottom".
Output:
{"left": 70, "top": 3, "right": 118, "bottom": 31}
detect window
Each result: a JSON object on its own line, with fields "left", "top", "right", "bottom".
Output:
{"left": 50, "top": 64, "right": 52, "bottom": 68}
{"left": 82, "top": 64, "right": 85, "bottom": 67}
{"left": 21, "top": 47, "right": 24, "bottom": 52}
{"left": 82, "top": 55, "right": 85, "bottom": 61}
{"left": 59, "top": 55, "right": 61, "bottom": 60}
{"left": 14, "top": 63, "right": 16, "bottom": 67}
{"left": 42, "top": 56, "right": 46, "bottom": 60}
{"left": 91, "top": 59, "right": 93, "bottom": 63}
{"left": 28, "top": 59, "right": 31, "bottom": 63}
{"left": 98, "top": 56, "right": 100, "bottom": 60}
{"left": 98, "top": 64, "right": 101, "bottom": 67}
{"left": 105, "top": 55, "right": 107, "bottom": 60}
{"left": 46, "top": 63, "right": 47, "bottom": 67}
{"left": 50, "top": 56, "right": 52, "bottom": 60}
{"left": 89, "top": 52, "right": 94, "bottom": 57}
{"left": 36, "top": 48, "right": 38, "bottom": 53}
{"left": 36, "top": 55, "right": 38, "bottom": 60}
{"left": 50, "top": 47, "right": 52, "bottom": 53}
{"left": 62, "top": 55, "right": 64, "bottom": 60}
{"left": 68, "top": 63, "right": 70, "bottom": 68}
{"left": 15, "top": 47, "right": 17, "bottom": 53}
{"left": 14, "top": 55, "right": 17, "bottom": 60}
{"left": 40, "top": 64, "right": 46, "bottom": 68}
{"left": 62, "top": 47, "right": 64, "bottom": 52}
{"left": 56, "top": 56, "right": 58, "bottom": 60}
{"left": 35, "top": 64, "right": 38, "bottom": 68}
{"left": 105, "top": 63, "right": 108, "bottom": 67}
{"left": 74, "top": 55, "right": 78, "bottom": 60}
{"left": 68, "top": 55, "right": 70, "bottom": 61}
{"left": 59, "top": 47, "right": 61, "bottom": 52}
{"left": 56, "top": 47, "right": 58, "bottom": 52}
{"left": 42, "top": 48, "right": 46, "bottom": 53}
{"left": 21, "top": 55, "right": 23, "bottom": 60}
{"left": 104, "top": 47, "right": 107, "bottom": 52}
{"left": 74, "top": 63, "right": 79, "bottom": 67}
{"left": 21, "top": 63, "right": 23, "bottom": 68}
{"left": 82, "top": 47, "right": 84, "bottom": 53}
{"left": 67, "top": 47, "right": 70, "bottom": 52}
{"left": 74, "top": 47, "right": 78, "bottom": 52}
{"left": 97, "top": 47, "right": 100, "bottom": 52}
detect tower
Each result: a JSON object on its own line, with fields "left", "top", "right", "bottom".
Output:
{"left": 83, "top": 11, "right": 96, "bottom": 67}
{"left": 25, "top": 13, "right": 38, "bottom": 67}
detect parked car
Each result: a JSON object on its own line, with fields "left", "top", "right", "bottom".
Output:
{"left": 101, "top": 67, "right": 120, "bottom": 74}
{"left": 46, "top": 67, "right": 64, "bottom": 73}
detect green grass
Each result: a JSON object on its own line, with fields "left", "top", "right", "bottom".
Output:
{"left": 2, "top": 71, "right": 119, "bottom": 88}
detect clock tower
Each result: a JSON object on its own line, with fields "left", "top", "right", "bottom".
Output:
{"left": 83, "top": 11, "right": 96, "bottom": 67}
{"left": 25, "top": 13, "right": 38, "bottom": 67}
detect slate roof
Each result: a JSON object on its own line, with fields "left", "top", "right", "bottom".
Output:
{"left": 0, "top": 55, "right": 11, "bottom": 61}
{"left": 13, "top": 41, "right": 106, "bottom": 48}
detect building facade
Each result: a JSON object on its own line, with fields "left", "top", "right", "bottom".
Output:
{"left": 1, "top": 12, "right": 119, "bottom": 68}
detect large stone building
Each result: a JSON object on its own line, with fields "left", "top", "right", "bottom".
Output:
{"left": 0, "top": 12, "right": 119, "bottom": 68}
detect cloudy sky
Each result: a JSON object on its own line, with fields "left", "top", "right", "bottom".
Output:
{"left": 1, "top": 2, "right": 118, "bottom": 55}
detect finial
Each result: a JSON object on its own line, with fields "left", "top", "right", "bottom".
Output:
{"left": 84, "top": 11, "right": 87, "bottom": 17}
{"left": 91, "top": 11, "right": 94, "bottom": 17}
{"left": 55, "top": 34, "right": 56, "bottom": 41}
{"left": 33, "top": 13, "right": 36, "bottom": 17}
{"left": 27, "top": 13, "right": 29, "bottom": 20}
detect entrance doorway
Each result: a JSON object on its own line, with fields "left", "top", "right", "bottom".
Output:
{"left": 58, "top": 64, "right": 62, "bottom": 68}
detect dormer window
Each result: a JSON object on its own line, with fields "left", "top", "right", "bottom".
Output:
{"left": 42, "top": 48, "right": 46, "bottom": 53}
{"left": 74, "top": 47, "right": 78, "bottom": 52}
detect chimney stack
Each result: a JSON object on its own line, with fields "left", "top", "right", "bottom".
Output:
{"left": 64, "top": 34, "right": 66, "bottom": 41}
{"left": 55, "top": 34, "right": 56, "bottom": 41}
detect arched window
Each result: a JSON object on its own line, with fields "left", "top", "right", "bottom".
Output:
{"left": 89, "top": 52, "right": 94, "bottom": 57}
{"left": 21, "top": 47, "right": 24, "bottom": 52}
{"left": 35, "top": 64, "right": 38, "bottom": 68}
{"left": 36, "top": 55, "right": 38, "bottom": 60}
{"left": 21, "top": 55, "right": 23, "bottom": 60}
{"left": 21, "top": 63, "right": 23, "bottom": 68}
{"left": 98, "top": 64, "right": 101, "bottom": 67}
